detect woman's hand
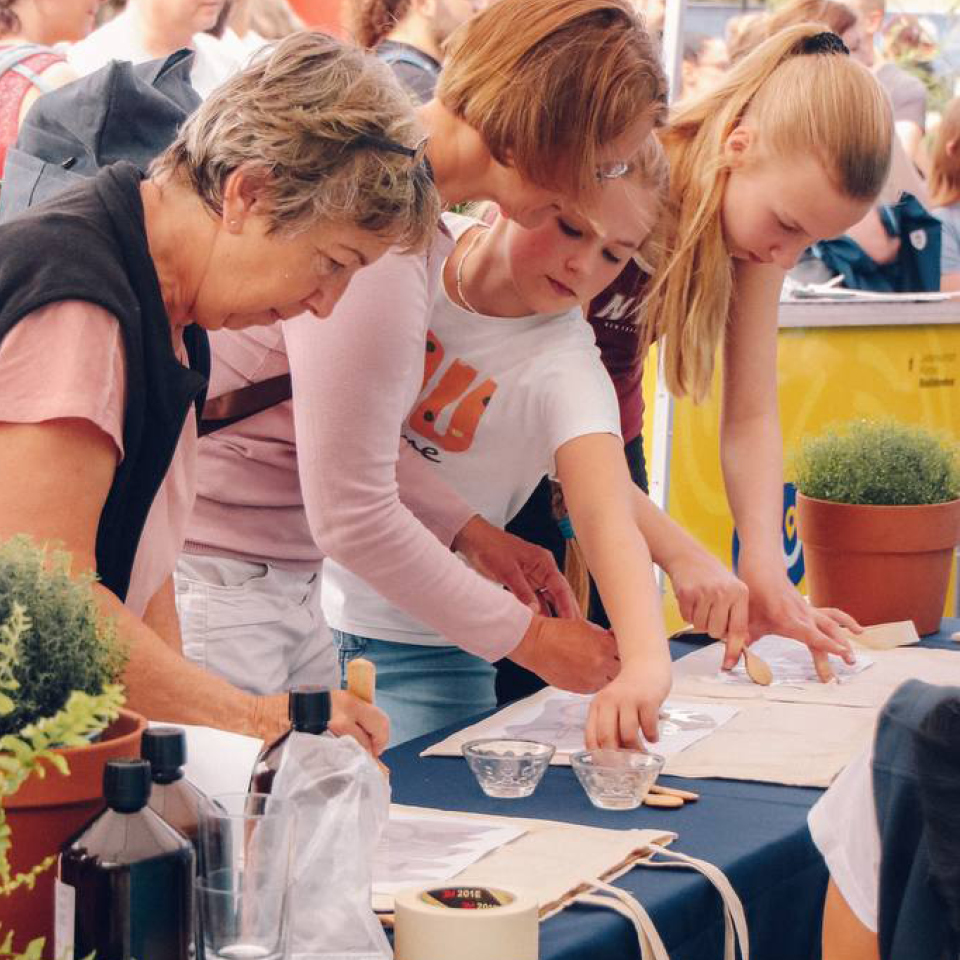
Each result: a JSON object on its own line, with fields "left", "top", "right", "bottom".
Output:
{"left": 585, "top": 654, "right": 672, "bottom": 750}
{"left": 452, "top": 515, "right": 580, "bottom": 618}
{"left": 733, "top": 556, "right": 860, "bottom": 682}
{"left": 510, "top": 614, "right": 619, "bottom": 693}
{"left": 328, "top": 690, "right": 391, "bottom": 756}
{"left": 665, "top": 547, "right": 750, "bottom": 649}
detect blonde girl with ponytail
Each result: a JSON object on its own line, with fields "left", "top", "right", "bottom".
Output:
{"left": 639, "top": 23, "right": 893, "bottom": 679}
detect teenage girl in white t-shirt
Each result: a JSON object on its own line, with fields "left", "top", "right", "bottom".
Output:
{"left": 324, "top": 137, "right": 745, "bottom": 746}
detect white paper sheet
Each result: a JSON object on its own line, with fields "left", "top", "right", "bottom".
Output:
{"left": 720, "top": 635, "right": 874, "bottom": 686}
{"left": 439, "top": 689, "right": 738, "bottom": 762}
{"left": 372, "top": 810, "right": 526, "bottom": 896}
{"left": 150, "top": 720, "right": 263, "bottom": 797}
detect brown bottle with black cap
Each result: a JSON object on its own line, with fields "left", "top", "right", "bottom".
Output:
{"left": 56, "top": 757, "right": 195, "bottom": 960}
{"left": 141, "top": 726, "right": 206, "bottom": 854}
{"left": 249, "top": 686, "right": 331, "bottom": 795}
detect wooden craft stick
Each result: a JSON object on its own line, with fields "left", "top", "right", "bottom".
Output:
{"left": 347, "top": 657, "right": 377, "bottom": 704}
{"left": 643, "top": 793, "right": 684, "bottom": 809}
{"left": 649, "top": 784, "right": 699, "bottom": 802}
{"left": 843, "top": 620, "right": 920, "bottom": 650}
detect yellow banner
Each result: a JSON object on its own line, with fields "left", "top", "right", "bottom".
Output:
{"left": 644, "top": 321, "right": 960, "bottom": 632}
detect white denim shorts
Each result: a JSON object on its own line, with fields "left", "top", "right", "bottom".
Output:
{"left": 174, "top": 554, "right": 338, "bottom": 695}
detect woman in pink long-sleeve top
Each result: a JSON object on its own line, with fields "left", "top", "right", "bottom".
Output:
{"left": 178, "top": 0, "right": 666, "bottom": 737}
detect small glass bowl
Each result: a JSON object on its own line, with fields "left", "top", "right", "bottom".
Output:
{"left": 570, "top": 749, "right": 664, "bottom": 810}
{"left": 461, "top": 739, "right": 555, "bottom": 798}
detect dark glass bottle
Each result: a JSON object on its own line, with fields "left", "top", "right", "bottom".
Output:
{"left": 56, "top": 758, "right": 195, "bottom": 960}
{"left": 250, "top": 686, "right": 330, "bottom": 794}
{"left": 141, "top": 726, "right": 206, "bottom": 854}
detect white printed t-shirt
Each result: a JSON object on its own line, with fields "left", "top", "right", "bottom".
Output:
{"left": 321, "top": 213, "right": 621, "bottom": 648}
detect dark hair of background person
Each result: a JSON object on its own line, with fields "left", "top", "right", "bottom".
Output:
{"left": 356, "top": 0, "right": 413, "bottom": 49}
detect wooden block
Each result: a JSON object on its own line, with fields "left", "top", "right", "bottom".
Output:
{"left": 845, "top": 621, "right": 920, "bottom": 650}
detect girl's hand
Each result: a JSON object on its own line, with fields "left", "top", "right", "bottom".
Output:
{"left": 327, "top": 690, "right": 391, "bottom": 756}
{"left": 733, "top": 557, "right": 860, "bottom": 682}
{"left": 585, "top": 656, "right": 672, "bottom": 750}
{"left": 665, "top": 548, "right": 750, "bottom": 650}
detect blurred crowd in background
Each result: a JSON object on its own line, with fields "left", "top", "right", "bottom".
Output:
{"left": 2, "top": 0, "right": 960, "bottom": 291}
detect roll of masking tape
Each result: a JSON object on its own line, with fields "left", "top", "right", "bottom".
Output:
{"left": 394, "top": 885, "right": 539, "bottom": 960}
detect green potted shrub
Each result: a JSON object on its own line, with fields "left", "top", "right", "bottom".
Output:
{"left": 793, "top": 420, "right": 960, "bottom": 634}
{"left": 0, "top": 535, "right": 143, "bottom": 955}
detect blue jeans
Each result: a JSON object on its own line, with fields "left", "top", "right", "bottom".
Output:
{"left": 333, "top": 631, "right": 497, "bottom": 747}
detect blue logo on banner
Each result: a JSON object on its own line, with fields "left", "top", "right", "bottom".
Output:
{"left": 732, "top": 483, "right": 805, "bottom": 585}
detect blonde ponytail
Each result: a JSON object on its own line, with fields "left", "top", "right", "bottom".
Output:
{"left": 645, "top": 23, "right": 892, "bottom": 401}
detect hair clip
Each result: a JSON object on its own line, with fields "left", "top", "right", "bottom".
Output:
{"left": 798, "top": 31, "right": 850, "bottom": 56}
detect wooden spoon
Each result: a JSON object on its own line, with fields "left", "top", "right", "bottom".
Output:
{"left": 743, "top": 649, "right": 773, "bottom": 686}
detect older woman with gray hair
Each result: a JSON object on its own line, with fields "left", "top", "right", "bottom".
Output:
{"left": 0, "top": 31, "right": 437, "bottom": 751}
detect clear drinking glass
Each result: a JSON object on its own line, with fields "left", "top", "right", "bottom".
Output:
{"left": 461, "top": 739, "right": 555, "bottom": 798}
{"left": 197, "top": 793, "right": 297, "bottom": 960}
{"left": 570, "top": 750, "right": 664, "bottom": 810}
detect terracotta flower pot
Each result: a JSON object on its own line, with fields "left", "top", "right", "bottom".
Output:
{"left": 796, "top": 494, "right": 960, "bottom": 635}
{"left": 0, "top": 708, "right": 147, "bottom": 954}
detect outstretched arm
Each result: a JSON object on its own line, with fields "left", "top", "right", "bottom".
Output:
{"left": 556, "top": 432, "right": 670, "bottom": 748}
{"left": 722, "top": 261, "right": 857, "bottom": 678}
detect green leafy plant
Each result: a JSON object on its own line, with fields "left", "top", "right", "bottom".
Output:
{"left": 0, "top": 536, "right": 127, "bottom": 737}
{"left": 0, "top": 600, "right": 124, "bottom": 959}
{"left": 792, "top": 420, "right": 960, "bottom": 506}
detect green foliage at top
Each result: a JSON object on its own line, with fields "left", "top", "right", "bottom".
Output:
{"left": 0, "top": 536, "right": 127, "bottom": 736}
{"left": 792, "top": 420, "right": 960, "bottom": 506}
{"left": 0, "top": 600, "right": 123, "bottom": 959}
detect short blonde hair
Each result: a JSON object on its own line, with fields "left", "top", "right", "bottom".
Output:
{"left": 152, "top": 31, "right": 438, "bottom": 251}
{"left": 438, "top": 0, "right": 667, "bottom": 200}
{"left": 649, "top": 23, "right": 892, "bottom": 401}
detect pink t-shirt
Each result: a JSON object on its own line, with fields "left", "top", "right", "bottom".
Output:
{"left": 0, "top": 301, "right": 197, "bottom": 617}
{"left": 185, "top": 233, "right": 533, "bottom": 661}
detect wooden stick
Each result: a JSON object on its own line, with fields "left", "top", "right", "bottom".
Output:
{"left": 643, "top": 793, "right": 684, "bottom": 809}
{"left": 649, "top": 784, "right": 699, "bottom": 802}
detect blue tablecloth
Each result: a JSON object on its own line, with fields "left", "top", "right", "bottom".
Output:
{"left": 384, "top": 618, "right": 960, "bottom": 960}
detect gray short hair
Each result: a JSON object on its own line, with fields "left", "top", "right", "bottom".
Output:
{"left": 152, "top": 31, "right": 438, "bottom": 251}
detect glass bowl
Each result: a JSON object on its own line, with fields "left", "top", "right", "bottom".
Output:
{"left": 570, "top": 749, "right": 664, "bottom": 810}
{"left": 461, "top": 739, "right": 555, "bottom": 798}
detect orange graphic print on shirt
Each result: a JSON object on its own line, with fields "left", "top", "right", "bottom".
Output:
{"left": 409, "top": 330, "right": 498, "bottom": 453}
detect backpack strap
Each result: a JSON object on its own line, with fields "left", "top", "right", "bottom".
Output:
{"left": 198, "top": 373, "right": 293, "bottom": 436}
{"left": 0, "top": 44, "right": 60, "bottom": 93}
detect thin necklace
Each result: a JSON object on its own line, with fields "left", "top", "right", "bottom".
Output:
{"left": 455, "top": 226, "right": 489, "bottom": 314}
